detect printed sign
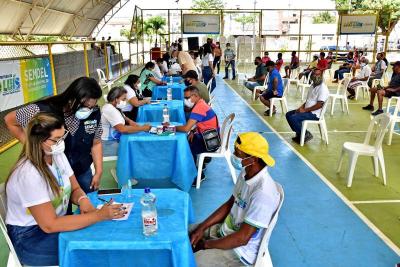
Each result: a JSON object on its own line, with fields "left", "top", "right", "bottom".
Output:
{"left": 182, "top": 14, "right": 220, "bottom": 34}
{"left": 20, "top": 57, "right": 53, "bottom": 103}
{"left": 0, "top": 60, "right": 23, "bottom": 112}
{"left": 340, "top": 14, "right": 377, "bottom": 35}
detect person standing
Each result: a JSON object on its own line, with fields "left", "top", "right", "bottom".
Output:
{"left": 202, "top": 44, "right": 216, "bottom": 93}
{"left": 223, "top": 43, "right": 236, "bottom": 80}
{"left": 171, "top": 50, "right": 197, "bottom": 75}
{"left": 5, "top": 77, "right": 104, "bottom": 193}
{"left": 213, "top": 42, "right": 222, "bottom": 74}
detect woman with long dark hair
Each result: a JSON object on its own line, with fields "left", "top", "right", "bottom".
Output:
{"left": 5, "top": 77, "right": 104, "bottom": 194}
{"left": 120, "top": 74, "right": 150, "bottom": 121}
{"left": 201, "top": 44, "right": 216, "bottom": 93}
{"left": 139, "top": 62, "right": 166, "bottom": 97}
{"left": 5, "top": 113, "right": 124, "bottom": 266}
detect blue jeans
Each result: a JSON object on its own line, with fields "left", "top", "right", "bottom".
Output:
{"left": 7, "top": 224, "right": 59, "bottom": 266}
{"left": 76, "top": 167, "right": 94, "bottom": 194}
{"left": 244, "top": 81, "right": 260, "bottom": 92}
{"left": 334, "top": 68, "right": 350, "bottom": 80}
{"left": 286, "top": 110, "right": 318, "bottom": 136}
{"left": 225, "top": 60, "right": 236, "bottom": 79}
{"left": 203, "top": 66, "right": 216, "bottom": 93}
{"left": 102, "top": 140, "right": 119, "bottom": 157}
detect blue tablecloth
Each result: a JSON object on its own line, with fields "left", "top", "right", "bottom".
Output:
{"left": 59, "top": 189, "right": 196, "bottom": 267}
{"left": 162, "top": 76, "right": 183, "bottom": 83}
{"left": 137, "top": 100, "right": 186, "bottom": 124}
{"left": 116, "top": 128, "right": 197, "bottom": 192}
{"left": 152, "top": 83, "right": 186, "bottom": 100}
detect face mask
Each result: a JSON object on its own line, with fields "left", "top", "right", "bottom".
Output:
{"left": 184, "top": 98, "right": 194, "bottom": 108}
{"left": 116, "top": 100, "right": 127, "bottom": 109}
{"left": 311, "top": 75, "right": 323, "bottom": 86}
{"left": 44, "top": 140, "right": 65, "bottom": 156}
{"left": 361, "top": 63, "right": 366, "bottom": 67}
{"left": 75, "top": 107, "right": 93, "bottom": 120}
{"left": 254, "top": 61, "right": 258, "bottom": 66}
{"left": 230, "top": 154, "right": 253, "bottom": 170}
{"left": 184, "top": 80, "right": 192, "bottom": 86}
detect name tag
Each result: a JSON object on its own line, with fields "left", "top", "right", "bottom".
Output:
{"left": 84, "top": 120, "right": 97, "bottom": 134}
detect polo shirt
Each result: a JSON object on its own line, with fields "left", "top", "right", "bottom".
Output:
{"left": 189, "top": 99, "right": 218, "bottom": 134}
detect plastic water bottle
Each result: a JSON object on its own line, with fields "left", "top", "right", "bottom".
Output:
{"left": 140, "top": 188, "right": 157, "bottom": 236}
{"left": 169, "top": 76, "right": 173, "bottom": 85}
{"left": 162, "top": 104, "right": 170, "bottom": 123}
{"left": 167, "top": 87, "right": 172, "bottom": 100}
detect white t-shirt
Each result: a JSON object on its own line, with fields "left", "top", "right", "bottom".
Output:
{"left": 101, "top": 103, "right": 125, "bottom": 140}
{"left": 6, "top": 153, "right": 73, "bottom": 226}
{"left": 161, "top": 61, "right": 169, "bottom": 74}
{"left": 356, "top": 65, "right": 372, "bottom": 80}
{"left": 220, "top": 167, "right": 280, "bottom": 265}
{"left": 201, "top": 53, "right": 214, "bottom": 67}
{"left": 153, "top": 63, "right": 163, "bottom": 79}
{"left": 121, "top": 84, "right": 137, "bottom": 112}
{"left": 305, "top": 83, "right": 330, "bottom": 118}
{"left": 169, "top": 63, "right": 182, "bottom": 75}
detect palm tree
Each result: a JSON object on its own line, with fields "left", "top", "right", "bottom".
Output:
{"left": 145, "top": 16, "right": 166, "bottom": 47}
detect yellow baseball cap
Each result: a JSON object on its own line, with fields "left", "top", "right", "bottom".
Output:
{"left": 234, "top": 132, "right": 275, "bottom": 167}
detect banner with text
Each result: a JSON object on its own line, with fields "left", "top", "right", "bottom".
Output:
{"left": 0, "top": 60, "right": 23, "bottom": 112}
{"left": 20, "top": 57, "right": 53, "bottom": 103}
{"left": 182, "top": 14, "right": 220, "bottom": 34}
{"left": 340, "top": 14, "right": 377, "bottom": 35}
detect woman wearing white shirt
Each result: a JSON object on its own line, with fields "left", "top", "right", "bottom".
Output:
{"left": 120, "top": 75, "right": 149, "bottom": 121}
{"left": 201, "top": 43, "right": 216, "bottom": 92}
{"left": 5, "top": 113, "right": 124, "bottom": 266}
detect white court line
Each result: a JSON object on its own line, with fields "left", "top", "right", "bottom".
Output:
{"left": 223, "top": 81, "right": 400, "bottom": 255}
{"left": 352, "top": 200, "right": 400, "bottom": 204}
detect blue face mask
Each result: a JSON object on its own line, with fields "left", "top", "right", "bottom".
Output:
{"left": 231, "top": 154, "right": 252, "bottom": 170}
{"left": 75, "top": 107, "right": 93, "bottom": 120}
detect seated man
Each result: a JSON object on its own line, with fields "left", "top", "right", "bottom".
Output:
{"left": 190, "top": 132, "right": 280, "bottom": 267}
{"left": 259, "top": 61, "right": 284, "bottom": 116}
{"left": 244, "top": 57, "right": 268, "bottom": 92}
{"left": 317, "top": 52, "right": 329, "bottom": 72}
{"left": 176, "top": 86, "right": 219, "bottom": 183}
{"left": 368, "top": 52, "right": 387, "bottom": 87}
{"left": 298, "top": 54, "right": 318, "bottom": 80}
{"left": 286, "top": 69, "right": 329, "bottom": 144}
{"left": 283, "top": 51, "right": 299, "bottom": 78}
{"left": 183, "top": 70, "right": 210, "bottom": 103}
{"left": 332, "top": 52, "right": 354, "bottom": 83}
{"left": 362, "top": 61, "right": 400, "bottom": 116}
{"left": 347, "top": 57, "right": 371, "bottom": 99}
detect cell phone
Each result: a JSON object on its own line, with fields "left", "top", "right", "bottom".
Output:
{"left": 97, "top": 188, "right": 121, "bottom": 196}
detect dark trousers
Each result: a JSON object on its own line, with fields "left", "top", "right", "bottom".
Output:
{"left": 213, "top": 56, "right": 221, "bottom": 73}
{"left": 225, "top": 60, "right": 236, "bottom": 79}
{"left": 286, "top": 110, "right": 318, "bottom": 136}
{"left": 334, "top": 68, "right": 350, "bottom": 80}
{"left": 189, "top": 134, "right": 207, "bottom": 163}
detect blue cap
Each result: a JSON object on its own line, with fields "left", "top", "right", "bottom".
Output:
{"left": 144, "top": 187, "right": 151, "bottom": 193}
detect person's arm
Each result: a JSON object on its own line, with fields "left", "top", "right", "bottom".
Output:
{"left": 69, "top": 174, "right": 95, "bottom": 213}
{"left": 149, "top": 76, "right": 165, "bottom": 85}
{"left": 114, "top": 123, "right": 151, "bottom": 134}
{"left": 29, "top": 200, "right": 125, "bottom": 233}
{"left": 190, "top": 196, "right": 234, "bottom": 246}
{"left": 296, "top": 102, "right": 306, "bottom": 112}
{"left": 208, "top": 59, "right": 214, "bottom": 75}
{"left": 4, "top": 111, "right": 26, "bottom": 143}
{"left": 175, "top": 119, "right": 197, "bottom": 133}
{"left": 256, "top": 74, "right": 266, "bottom": 83}
{"left": 272, "top": 77, "right": 278, "bottom": 95}
{"left": 90, "top": 139, "right": 103, "bottom": 190}
{"left": 299, "top": 101, "right": 324, "bottom": 113}
{"left": 128, "top": 96, "right": 149, "bottom": 108}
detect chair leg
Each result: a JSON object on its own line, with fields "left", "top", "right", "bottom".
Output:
{"left": 269, "top": 99, "right": 274, "bottom": 116}
{"left": 341, "top": 98, "right": 345, "bottom": 112}
{"left": 330, "top": 97, "right": 336, "bottom": 115}
{"left": 300, "top": 122, "right": 307, "bottom": 146}
{"left": 347, "top": 152, "right": 359, "bottom": 187}
{"left": 283, "top": 98, "right": 288, "bottom": 113}
{"left": 196, "top": 154, "right": 205, "bottom": 189}
{"left": 372, "top": 156, "right": 379, "bottom": 177}
{"left": 377, "top": 149, "right": 387, "bottom": 185}
{"left": 355, "top": 87, "right": 359, "bottom": 100}
{"left": 337, "top": 148, "right": 345, "bottom": 173}
{"left": 387, "top": 121, "right": 395, "bottom": 145}
{"left": 345, "top": 98, "right": 350, "bottom": 114}
{"left": 322, "top": 121, "right": 329, "bottom": 145}
{"left": 318, "top": 124, "right": 323, "bottom": 141}
{"left": 225, "top": 152, "right": 237, "bottom": 184}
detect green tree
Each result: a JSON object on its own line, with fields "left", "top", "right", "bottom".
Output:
{"left": 120, "top": 28, "right": 130, "bottom": 40}
{"left": 335, "top": 0, "right": 400, "bottom": 34}
{"left": 234, "top": 14, "right": 257, "bottom": 32}
{"left": 312, "top": 11, "right": 336, "bottom": 24}
{"left": 191, "top": 0, "right": 224, "bottom": 13}
{"left": 144, "top": 16, "right": 166, "bottom": 47}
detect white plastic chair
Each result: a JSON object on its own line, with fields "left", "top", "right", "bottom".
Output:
{"left": 269, "top": 78, "right": 289, "bottom": 116}
{"left": 195, "top": 113, "right": 237, "bottom": 189}
{"left": 254, "top": 182, "right": 284, "bottom": 267}
{"left": 0, "top": 183, "right": 23, "bottom": 267}
{"left": 206, "top": 77, "right": 214, "bottom": 93}
{"left": 336, "top": 113, "right": 391, "bottom": 187}
{"left": 287, "top": 68, "right": 299, "bottom": 92}
{"left": 96, "top": 69, "right": 113, "bottom": 91}
{"left": 355, "top": 76, "right": 372, "bottom": 100}
{"left": 343, "top": 72, "right": 352, "bottom": 80}
{"left": 196, "top": 65, "right": 203, "bottom": 81}
{"left": 253, "top": 74, "right": 269, "bottom": 101}
{"left": 300, "top": 101, "right": 329, "bottom": 146}
{"left": 329, "top": 78, "right": 351, "bottom": 115}
{"left": 296, "top": 71, "right": 312, "bottom": 101}
{"left": 386, "top": 96, "right": 400, "bottom": 145}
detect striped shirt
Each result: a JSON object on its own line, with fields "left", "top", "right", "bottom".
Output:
{"left": 189, "top": 99, "right": 218, "bottom": 134}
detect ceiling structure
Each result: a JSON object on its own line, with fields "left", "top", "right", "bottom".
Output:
{"left": 0, "top": 0, "right": 130, "bottom": 39}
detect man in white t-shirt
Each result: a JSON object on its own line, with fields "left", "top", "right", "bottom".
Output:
{"left": 285, "top": 69, "right": 329, "bottom": 144}
{"left": 347, "top": 57, "right": 372, "bottom": 99}
{"left": 190, "top": 132, "right": 281, "bottom": 267}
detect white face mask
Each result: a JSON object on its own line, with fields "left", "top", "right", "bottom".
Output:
{"left": 75, "top": 107, "right": 93, "bottom": 120}
{"left": 230, "top": 154, "right": 253, "bottom": 170}
{"left": 361, "top": 62, "right": 366, "bottom": 67}
{"left": 116, "top": 100, "right": 127, "bottom": 109}
{"left": 184, "top": 98, "right": 194, "bottom": 108}
{"left": 44, "top": 140, "right": 65, "bottom": 156}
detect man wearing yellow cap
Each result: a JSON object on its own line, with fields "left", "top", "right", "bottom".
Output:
{"left": 190, "top": 132, "right": 281, "bottom": 266}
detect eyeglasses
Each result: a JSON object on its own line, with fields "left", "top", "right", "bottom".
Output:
{"left": 47, "top": 130, "right": 69, "bottom": 145}
{"left": 184, "top": 94, "right": 194, "bottom": 100}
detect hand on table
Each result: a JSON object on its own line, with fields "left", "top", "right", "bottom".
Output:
{"left": 97, "top": 199, "right": 126, "bottom": 220}
{"left": 192, "top": 239, "right": 206, "bottom": 253}
{"left": 142, "top": 124, "right": 152, "bottom": 131}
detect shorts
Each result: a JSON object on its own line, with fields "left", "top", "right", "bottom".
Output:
{"left": 385, "top": 90, "right": 400, "bottom": 98}
{"left": 262, "top": 90, "right": 281, "bottom": 100}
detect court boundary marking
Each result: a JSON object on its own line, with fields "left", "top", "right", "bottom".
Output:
{"left": 221, "top": 79, "right": 400, "bottom": 256}
{"left": 352, "top": 200, "right": 400, "bottom": 204}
